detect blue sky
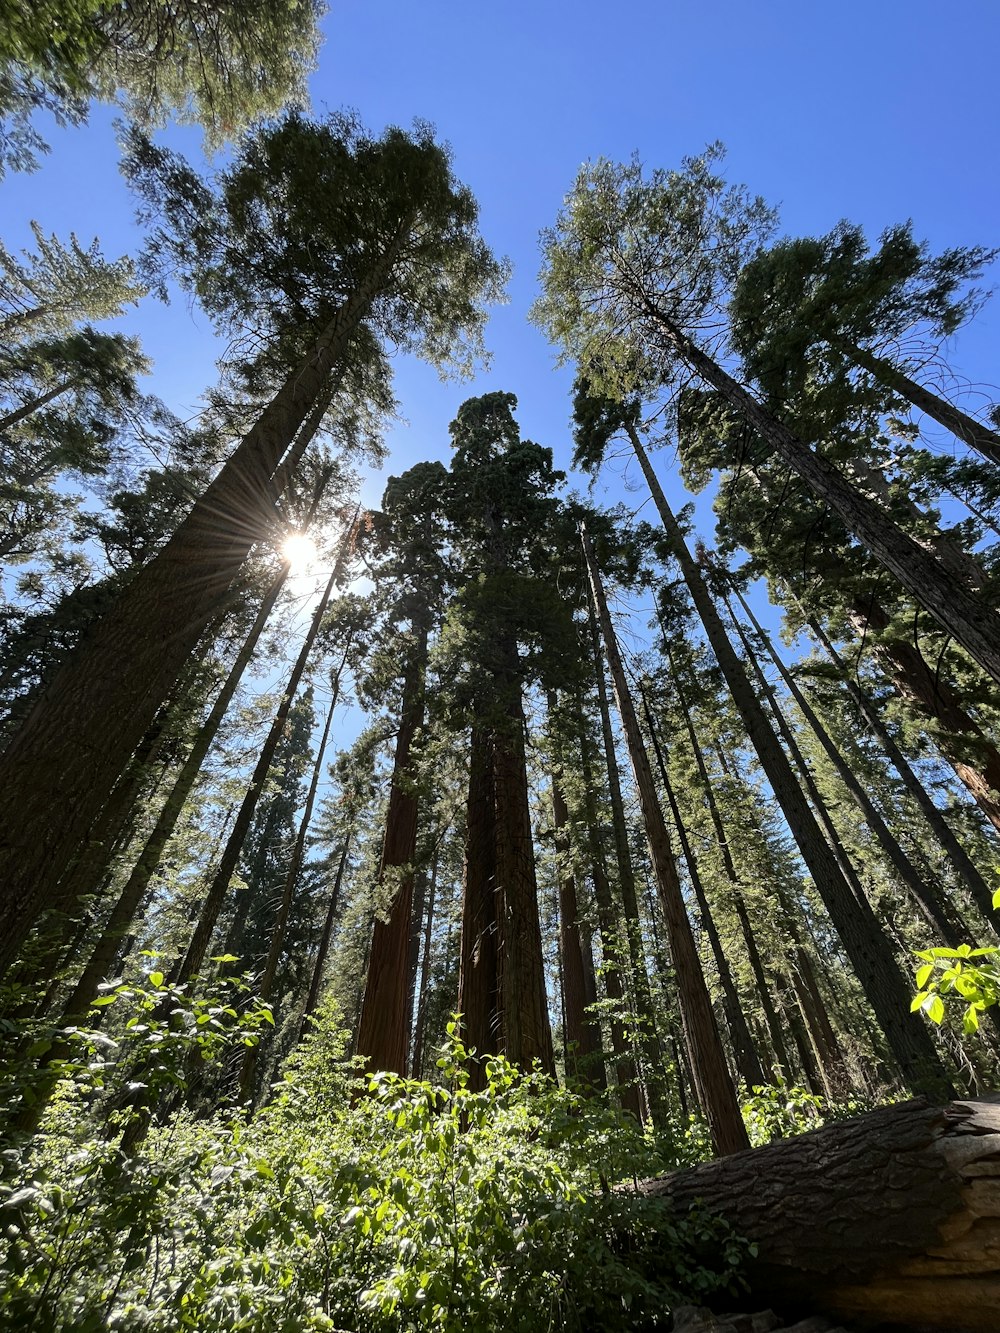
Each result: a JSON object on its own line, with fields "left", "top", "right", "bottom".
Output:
{"left": 4, "top": 0, "right": 999, "bottom": 551}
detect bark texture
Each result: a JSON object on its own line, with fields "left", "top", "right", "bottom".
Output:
{"left": 638, "top": 1095, "right": 1000, "bottom": 1332}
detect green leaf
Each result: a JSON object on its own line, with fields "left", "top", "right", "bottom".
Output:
{"left": 915, "top": 964, "right": 933, "bottom": 990}
{"left": 927, "top": 995, "right": 945, "bottom": 1024}
{"left": 911, "top": 991, "right": 929, "bottom": 1012}
{"left": 148, "top": 971, "right": 164, "bottom": 987}
{"left": 992, "top": 887, "right": 1000, "bottom": 909}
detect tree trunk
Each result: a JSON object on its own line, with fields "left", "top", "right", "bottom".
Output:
{"left": 589, "top": 608, "right": 667, "bottom": 1123}
{"left": 58, "top": 562, "right": 291, "bottom": 1033}
{"left": 0, "top": 241, "right": 403, "bottom": 975}
{"left": 577, "top": 715, "right": 644, "bottom": 1119}
{"left": 729, "top": 581, "right": 968, "bottom": 945}
{"left": 410, "top": 856, "right": 437, "bottom": 1079}
{"left": 638, "top": 677, "right": 766, "bottom": 1089}
{"left": 665, "top": 661, "right": 796, "bottom": 1086}
{"left": 629, "top": 424, "right": 953, "bottom": 1101}
{"left": 581, "top": 523, "right": 748, "bottom": 1157}
{"left": 652, "top": 311, "right": 1000, "bottom": 688}
{"left": 172, "top": 539, "right": 349, "bottom": 988}
{"left": 457, "top": 724, "right": 499, "bottom": 1088}
{"left": 550, "top": 749, "right": 606, "bottom": 1090}
{"left": 806, "top": 616, "right": 998, "bottom": 932}
{"left": 0, "top": 376, "right": 78, "bottom": 431}
{"left": 239, "top": 646, "right": 346, "bottom": 1102}
{"left": 637, "top": 1095, "right": 1000, "bottom": 1332}
{"left": 355, "top": 624, "right": 428, "bottom": 1075}
{"left": 849, "top": 596, "right": 1000, "bottom": 837}
{"left": 494, "top": 663, "right": 555, "bottom": 1078}
{"left": 846, "top": 338, "right": 1000, "bottom": 468}
{"left": 299, "top": 836, "right": 351, "bottom": 1037}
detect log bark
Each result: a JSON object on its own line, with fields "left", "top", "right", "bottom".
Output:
{"left": 638, "top": 1094, "right": 1000, "bottom": 1331}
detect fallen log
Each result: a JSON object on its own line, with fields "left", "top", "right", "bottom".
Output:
{"left": 638, "top": 1095, "right": 1000, "bottom": 1331}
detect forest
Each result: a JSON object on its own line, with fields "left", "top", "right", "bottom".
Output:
{"left": 1, "top": 2, "right": 999, "bottom": 1330}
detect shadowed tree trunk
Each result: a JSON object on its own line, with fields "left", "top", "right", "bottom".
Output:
{"left": 627, "top": 422, "right": 952, "bottom": 1101}
{"left": 650, "top": 312, "right": 1000, "bottom": 688}
{"left": 356, "top": 623, "right": 428, "bottom": 1075}
{"left": 638, "top": 676, "right": 766, "bottom": 1090}
{"left": 0, "top": 250, "right": 401, "bottom": 974}
{"left": 549, "top": 720, "right": 606, "bottom": 1091}
{"left": 805, "top": 616, "right": 998, "bottom": 932}
{"left": 638, "top": 1095, "right": 1000, "bottom": 1332}
{"left": 582, "top": 522, "right": 748, "bottom": 1157}
{"left": 172, "top": 527, "right": 353, "bottom": 988}
{"left": 300, "top": 835, "right": 352, "bottom": 1038}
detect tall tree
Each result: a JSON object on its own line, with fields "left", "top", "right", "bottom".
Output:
{"left": 0, "top": 116, "right": 504, "bottom": 975}
{"left": 355, "top": 463, "right": 450, "bottom": 1075}
{"left": 534, "top": 149, "right": 1000, "bottom": 686}
{"left": 581, "top": 523, "right": 749, "bottom": 1155}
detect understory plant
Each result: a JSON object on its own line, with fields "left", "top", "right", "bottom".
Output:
{"left": 0, "top": 1010, "right": 752, "bottom": 1331}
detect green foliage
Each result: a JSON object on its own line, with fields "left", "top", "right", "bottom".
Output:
{"left": 911, "top": 944, "right": 1000, "bottom": 1036}
{"left": 740, "top": 1078, "right": 824, "bottom": 1148}
{"left": 0, "top": 1018, "right": 752, "bottom": 1331}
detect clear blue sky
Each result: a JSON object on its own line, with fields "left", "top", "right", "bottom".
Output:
{"left": 4, "top": 0, "right": 998, "bottom": 534}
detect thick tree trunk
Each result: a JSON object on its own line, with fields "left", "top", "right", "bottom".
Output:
{"left": 355, "top": 624, "right": 428, "bottom": 1076}
{"left": 457, "top": 725, "right": 500, "bottom": 1088}
{"left": 637, "top": 1095, "right": 1000, "bottom": 1332}
{"left": 0, "top": 245, "right": 402, "bottom": 975}
{"left": 846, "top": 339, "right": 1000, "bottom": 469}
{"left": 653, "top": 311, "right": 1000, "bottom": 688}
{"left": 582, "top": 524, "right": 748, "bottom": 1157}
{"left": 494, "top": 669, "right": 556, "bottom": 1078}
{"left": 56, "top": 562, "right": 291, "bottom": 1033}
{"left": 630, "top": 426, "right": 953, "bottom": 1101}
{"left": 410, "top": 857, "right": 437, "bottom": 1079}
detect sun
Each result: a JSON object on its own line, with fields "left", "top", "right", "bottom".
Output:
{"left": 280, "top": 531, "right": 318, "bottom": 571}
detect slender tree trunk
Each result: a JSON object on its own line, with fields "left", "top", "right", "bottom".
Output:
{"left": 0, "top": 237, "right": 407, "bottom": 975}
{"left": 410, "top": 856, "right": 438, "bottom": 1079}
{"left": 650, "top": 311, "right": 1000, "bottom": 687}
{"left": 806, "top": 616, "right": 998, "bottom": 932}
{"left": 0, "top": 376, "right": 77, "bottom": 431}
{"left": 300, "top": 836, "right": 351, "bottom": 1037}
{"left": 638, "top": 677, "right": 765, "bottom": 1089}
{"left": 576, "top": 717, "right": 644, "bottom": 1118}
{"left": 582, "top": 523, "right": 748, "bottom": 1156}
{"left": 665, "top": 664, "right": 795, "bottom": 1085}
{"left": 550, "top": 746, "right": 606, "bottom": 1090}
{"left": 239, "top": 648, "right": 346, "bottom": 1102}
{"left": 628, "top": 425, "right": 952, "bottom": 1101}
{"left": 494, "top": 659, "right": 556, "bottom": 1078}
{"left": 845, "top": 339, "right": 1000, "bottom": 468}
{"left": 728, "top": 581, "right": 967, "bottom": 944}
{"left": 588, "top": 607, "right": 667, "bottom": 1121}
{"left": 356, "top": 623, "right": 428, "bottom": 1075}
{"left": 172, "top": 538, "right": 349, "bottom": 988}
{"left": 848, "top": 596, "right": 1000, "bottom": 837}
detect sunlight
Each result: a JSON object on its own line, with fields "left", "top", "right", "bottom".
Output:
{"left": 280, "top": 531, "right": 318, "bottom": 571}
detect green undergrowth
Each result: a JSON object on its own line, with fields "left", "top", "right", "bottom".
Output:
{"left": 0, "top": 1009, "right": 752, "bottom": 1332}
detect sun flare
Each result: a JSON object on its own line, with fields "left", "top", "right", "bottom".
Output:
{"left": 280, "top": 531, "right": 318, "bottom": 571}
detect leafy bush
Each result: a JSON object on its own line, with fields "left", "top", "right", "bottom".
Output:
{"left": 0, "top": 1014, "right": 752, "bottom": 1331}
